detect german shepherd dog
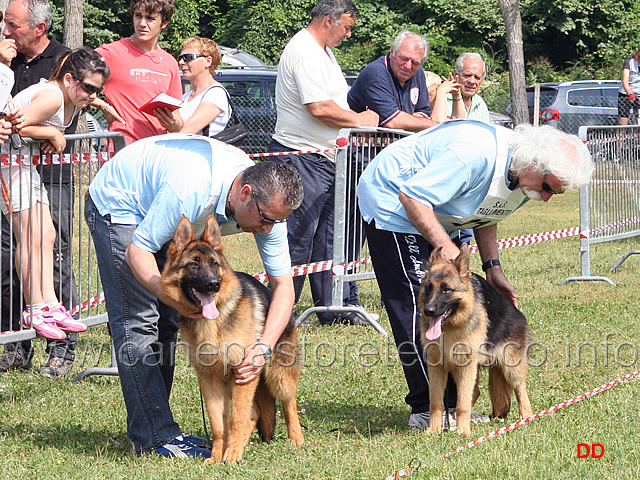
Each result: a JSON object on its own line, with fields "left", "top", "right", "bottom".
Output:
{"left": 418, "top": 243, "right": 533, "bottom": 435}
{"left": 162, "top": 216, "right": 304, "bottom": 463}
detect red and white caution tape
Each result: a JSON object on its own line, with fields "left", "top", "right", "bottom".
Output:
{"left": 0, "top": 151, "right": 114, "bottom": 166}
{"left": 248, "top": 147, "right": 340, "bottom": 159}
{"left": 443, "top": 369, "right": 640, "bottom": 458}
{"left": 468, "top": 227, "right": 582, "bottom": 253}
{"left": 379, "top": 457, "right": 421, "bottom": 480}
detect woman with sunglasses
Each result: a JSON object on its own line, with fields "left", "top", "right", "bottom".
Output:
{"left": 0, "top": 47, "right": 109, "bottom": 340}
{"left": 155, "top": 37, "right": 232, "bottom": 136}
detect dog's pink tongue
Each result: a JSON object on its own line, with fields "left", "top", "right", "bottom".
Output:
{"left": 425, "top": 315, "right": 443, "bottom": 341}
{"left": 195, "top": 291, "right": 219, "bottom": 319}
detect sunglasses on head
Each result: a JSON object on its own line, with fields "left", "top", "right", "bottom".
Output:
{"left": 73, "top": 76, "right": 103, "bottom": 95}
{"left": 178, "top": 53, "right": 206, "bottom": 63}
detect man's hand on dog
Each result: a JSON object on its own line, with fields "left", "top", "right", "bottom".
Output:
{"left": 233, "top": 345, "right": 266, "bottom": 384}
{"left": 486, "top": 267, "right": 518, "bottom": 308}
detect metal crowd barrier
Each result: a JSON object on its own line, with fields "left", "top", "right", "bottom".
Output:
{"left": 294, "top": 127, "right": 412, "bottom": 335}
{"left": 0, "top": 131, "right": 126, "bottom": 360}
{"left": 563, "top": 125, "right": 640, "bottom": 285}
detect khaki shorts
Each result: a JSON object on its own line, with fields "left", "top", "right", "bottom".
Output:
{"left": 1, "top": 164, "right": 49, "bottom": 215}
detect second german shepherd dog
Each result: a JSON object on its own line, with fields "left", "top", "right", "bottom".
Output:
{"left": 162, "top": 216, "right": 304, "bottom": 463}
{"left": 418, "top": 243, "right": 533, "bottom": 435}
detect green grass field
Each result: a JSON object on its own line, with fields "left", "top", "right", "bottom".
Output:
{"left": 1, "top": 191, "right": 639, "bottom": 479}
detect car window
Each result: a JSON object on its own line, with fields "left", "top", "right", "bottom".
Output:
{"left": 221, "top": 80, "right": 260, "bottom": 98}
{"left": 602, "top": 88, "right": 619, "bottom": 108}
{"left": 567, "top": 89, "right": 602, "bottom": 107}
{"left": 526, "top": 88, "right": 557, "bottom": 109}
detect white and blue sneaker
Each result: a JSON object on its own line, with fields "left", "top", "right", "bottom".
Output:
{"left": 182, "top": 433, "right": 212, "bottom": 449}
{"left": 155, "top": 435, "right": 211, "bottom": 458}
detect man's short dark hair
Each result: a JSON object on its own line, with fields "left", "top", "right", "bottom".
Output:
{"left": 311, "top": 0, "right": 359, "bottom": 22}
{"left": 129, "top": 0, "right": 175, "bottom": 25}
{"left": 242, "top": 161, "right": 304, "bottom": 210}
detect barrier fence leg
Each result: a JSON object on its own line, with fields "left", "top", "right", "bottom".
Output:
{"left": 72, "top": 342, "right": 119, "bottom": 383}
{"left": 611, "top": 250, "right": 640, "bottom": 272}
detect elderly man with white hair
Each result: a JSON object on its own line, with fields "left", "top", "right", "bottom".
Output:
{"left": 447, "top": 52, "right": 491, "bottom": 123}
{"left": 348, "top": 29, "right": 438, "bottom": 131}
{"left": 357, "top": 119, "right": 593, "bottom": 430}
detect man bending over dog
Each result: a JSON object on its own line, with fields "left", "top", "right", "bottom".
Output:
{"left": 356, "top": 119, "right": 593, "bottom": 430}
{"left": 85, "top": 134, "right": 303, "bottom": 458}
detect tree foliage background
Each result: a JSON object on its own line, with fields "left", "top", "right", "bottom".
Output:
{"left": 49, "top": 0, "right": 640, "bottom": 110}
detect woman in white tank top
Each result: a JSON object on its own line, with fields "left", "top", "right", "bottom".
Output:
{"left": 155, "top": 36, "right": 231, "bottom": 136}
{"left": 1, "top": 47, "right": 110, "bottom": 340}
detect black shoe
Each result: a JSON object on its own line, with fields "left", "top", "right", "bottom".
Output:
{"left": 38, "top": 356, "right": 74, "bottom": 378}
{"left": 0, "top": 350, "right": 32, "bottom": 373}
{"left": 336, "top": 311, "right": 375, "bottom": 326}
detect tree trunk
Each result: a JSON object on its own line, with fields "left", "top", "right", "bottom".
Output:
{"left": 498, "top": 0, "right": 529, "bottom": 126}
{"left": 63, "top": 0, "right": 83, "bottom": 48}
{"left": 63, "top": 0, "right": 89, "bottom": 137}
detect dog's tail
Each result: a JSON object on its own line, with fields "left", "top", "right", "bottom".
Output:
{"left": 255, "top": 380, "right": 276, "bottom": 443}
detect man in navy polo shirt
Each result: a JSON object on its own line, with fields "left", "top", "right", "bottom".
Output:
{"left": 344, "top": 30, "right": 438, "bottom": 311}
{"left": 347, "top": 30, "right": 437, "bottom": 131}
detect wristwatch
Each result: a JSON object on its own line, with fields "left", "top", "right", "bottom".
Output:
{"left": 482, "top": 259, "right": 501, "bottom": 272}
{"left": 252, "top": 342, "right": 273, "bottom": 360}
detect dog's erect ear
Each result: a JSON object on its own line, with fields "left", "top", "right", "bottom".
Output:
{"left": 172, "top": 216, "right": 195, "bottom": 254}
{"left": 202, "top": 216, "right": 224, "bottom": 253}
{"left": 456, "top": 243, "right": 471, "bottom": 277}
{"left": 427, "top": 246, "right": 445, "bottom": 268}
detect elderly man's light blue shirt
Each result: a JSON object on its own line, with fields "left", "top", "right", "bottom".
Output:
{"left": 357, "top": 120, "right": 507, "bottom": 236}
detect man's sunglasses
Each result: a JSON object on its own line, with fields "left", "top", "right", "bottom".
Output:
{"left": 251, "top": 191, "right": 286, "bottom": 224}
{"left": 74, "top": 76, "right": 103, "bottom": 95}
{"left": 178, "top": 53, "right": 206, "bottom": 63}
{"left": 542, "top": 175, "right": 564, "bottom": 195}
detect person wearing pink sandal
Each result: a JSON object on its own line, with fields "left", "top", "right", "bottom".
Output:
{"left": 2, "top": 48, "right": 107, "bottom": 345}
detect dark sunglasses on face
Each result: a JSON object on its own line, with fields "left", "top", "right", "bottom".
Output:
{"left": 73, "top": 76, "right": 103, "bottom": 95}
{"left": 251, "top": 191, "right": 286, "bottom": 224}
{"left": 542, "top": 175, "right": 564, "bottom": 195}
{"left": 178, "top": 53, "right": 205, "bottom": 63}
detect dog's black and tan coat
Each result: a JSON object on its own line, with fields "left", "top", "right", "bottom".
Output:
{"left": 418, "top": 243, "right": 533, "bottom": 435}
{"left": 162, "top": 216, "right": 304, "bottom": 463}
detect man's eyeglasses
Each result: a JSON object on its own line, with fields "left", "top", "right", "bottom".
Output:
{"left": 542, "top": 175, "right": 564, "bottom": 195}
{"left": 178, "top": 53, "right": 205, "bottom": 63}
{"left": 251, "top": 191, "right": 286, "bottom": 224}
{"left": 74, "top": 77, "right": 103, "bottom": 95}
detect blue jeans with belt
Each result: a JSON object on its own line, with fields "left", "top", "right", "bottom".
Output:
{"left": 84, "top": 195, "right": 181, "bottom": 453}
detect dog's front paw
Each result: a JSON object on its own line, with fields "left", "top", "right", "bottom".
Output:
{"left": 456, "top": 423, "right": 471, "bottom": 435}
{"left": 222, "top": 445, "right": 245, "bottom": 464}
{"left": 427, "top": 424, "right": 443, "bottom": 434}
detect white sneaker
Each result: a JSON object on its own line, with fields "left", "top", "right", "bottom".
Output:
{"left": 408, "top": 411, "right": 457, "bottom": 431}
{"left": 470, "top": 411, "right": 490, "bottom": 424}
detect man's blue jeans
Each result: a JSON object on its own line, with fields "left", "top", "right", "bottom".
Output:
{"left": 84, "top": 195, "right": 182, "bottom": 453}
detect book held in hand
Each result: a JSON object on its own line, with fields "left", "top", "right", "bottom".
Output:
{"left": 139, "top": 93, "right": 183, "bottom": 115}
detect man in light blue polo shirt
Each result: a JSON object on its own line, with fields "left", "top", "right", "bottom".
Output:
{"left": 85, "top": 134, "right": 303, "bottom": 458}
{"left": 357, "top": 120, "right": 593, "bottom": 430}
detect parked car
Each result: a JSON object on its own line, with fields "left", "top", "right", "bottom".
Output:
{"left": 211, "top": 66, "right": 360, "bottom": 154}
{"left": 505, "top": 80, "right": 620, "bottom": 134}
{"left": 213, "top": 66, "right": 278, "bottom": 154}
{"left": 489, "top": 111, "right": 513, "bottom": 129}
{"left": 219, "top": 46, "right": 266, "bottom": 67}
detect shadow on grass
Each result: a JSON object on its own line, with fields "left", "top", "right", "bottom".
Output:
{"left": 297, "top": 400, "right": 410, "bottom": 435}
{"left": 0, "top": 422, "right": 132, "bottom": 457}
